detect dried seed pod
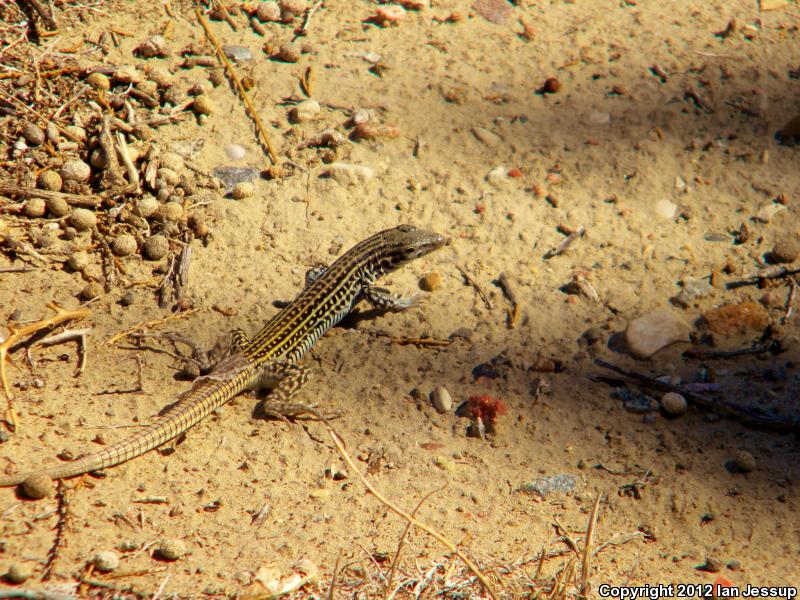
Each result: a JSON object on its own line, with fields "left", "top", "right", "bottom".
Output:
{"left": 68, "top": 208, "right": 97, "bottom": 231}
{"left": 92, "top": 551, "right": 120, "bottom": 573}
{"left": 67, "top": 251, "right": 90, "bottom": 272}
{"left": 134, "top": 35, "right": 167, "bottom": 58}
{"left": 275, "top": 43, "right": 301, "bottom": 63}
{"left": 86, "top": 72, "right": 111, "bottom": 90}
{"left": 112, "top": 234, "right": 138, "bottom": 257}
{"left": 143, "top": 234, "right": 169, "bottom": 260}
{"left": 231, "top": 181, "right": 255, "bottom": 199}
{"left": 23, "top": 198, "right": 46, "bottom": 218}
{"left": 21, "top": 123, "right": 45, "bottom": 146}
{"left": 134, "top": 196, "right": 159, "bottom": 218}
{"left": 60, "top": 159, "right": 91, "bottom": 182}
{"left": 256, "top": 1, "right": 281, "bottom": 21}
{"left": 22, "top": 473, "right": 53, "bottom": 499}
{"left": 157, "top": 538, "right": 186, "bottom": 561}
{"left": 192, "top": 95, "right": 214, "bottom": 116}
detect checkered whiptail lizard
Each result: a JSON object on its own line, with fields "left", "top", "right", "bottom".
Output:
{"left": 0, "top": 225, "right": 447, "bottom": 492}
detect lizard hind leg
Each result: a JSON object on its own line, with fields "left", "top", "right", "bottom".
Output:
{"left": 255, "top": 361, "right": 333, "bottom": 421}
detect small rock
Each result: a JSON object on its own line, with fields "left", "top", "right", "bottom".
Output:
{"left": 733, "top": 449, "right": 756, "bottom": 472}
{"left": 727, "top": 559, "right": 741, "bottom": 571}
{"left": 777, "top": 113, "right": 800, "bottom": 144}
{"left": 434, "top": 455, "right": 457, "bottom": 473}
{"left": 143, "top": 235, "right": 169, "bottom": 260}
{"left": 69, "top": 208, "right": 97, "bottom": 231}
{"left": 279, "top": 0, "right": 307, "bottom": 18}
{"left": 81, "top": 282, "right": 104, "bottom": 300}
{"left": 486, "top": 165, "right": 508, "bottom": 187}
{"left": 134, "top": 35, "right": 167, "bottom": 58}
{"left": 702, "top": 302, "right": 769, "bottom": 336}
{"left": 159, "top": 201, "right": 184, "bottom": 222}
{"left": 471, "top": 127, "right": 503, "bottom": 147}
{"left": 702, "top": 557, "right": 723, "bottom": 573}
{"left": 212, "top": 166, "right": 259, "bottom": 194}
{"left": 624, "top": 307, "right": 690, "bottom": 359}
{"left": 67, "top": 251, "right": 90, "bottom": 272}
{"left": 675, "top": 176, "right": 687, "bottom": 193}
{"left": 92, "top": 550, "right": 120, "bottom": 572}
{"left": 120, "top": 291, "right": 136, "bottom": 307}
{"left": 113, "top": 65, "right": 144, "bottom": 84}
{"left": 112, "top": 234, "right": 137, "bottom": 257}
{"left": 275, "top": 43, "right": 301, "bottom": 63}
{"left": 589, "top": 111, "right": 611, "bottom": 125}
{"left": 44, "top": 196, "right": 69, "bottom": 218}
{"left": 159, "top": 152, "right": 185, "bottom": 172}
{"left": 157, "top": 167, "right": 180, "bottom": 186}
{"left": 146, "top": 65, "right": 172, "bottom": 87}
{"left": 256, "top": 1, "right": 281, "bottom": 21}
{"left": 37, "top": 170, "right": 63, "bottom": 192}
{"left": 430, "top": 385, "right": 452, "bottom": 413}
{"left": 231, "top": 181, "right": 255, "bottom": 199}
{"left": 655, "top": 198, "right": 677, "bottom": 220}
{"left": 660, "top": 392, "right": 687, "bottom": 416}
{"left": 224, "top": 144, "right": 247, "bottom": 160}
{"left": 519, "top": 474, "right": 577, "bottom": 498}
{"left": 134, "top": 196, "right": 159, "bottom": 218}
{"left": 674, "top": 277, "right": 713, "bottom": 306}
{"left": 419, "top": 271, "right": 442, "bottom": 291}
{"left": 542, "top": 77, "right": 561, "bottom": 93}
{"left": 6, "top": 562, "right": 32, "bottom": 583}
{"left": 193, "top": 95, "right": 214, "bottom": 116}
{"left": 327, "top": 163, "right": 373, "bottom": 186}
{"left": 769, "top": 231, "right": 800, "bottom": 263}
{"left": 755, "top": 203, "right": 787, "bottom": 223}
{"left": 223, "top": 45, "right": 252, "bottom": 62}
{"left": 22, "top": 473, "right": 53, "bottom": 499}
{"left": 60, "top": 159, "right": 92, "bottom": 182}
{"left": 289, "top": 99, "right": 321, "bottom": 123}
{"left": 24, "top": 198, "right": 46, "bottom": 218}
{"left": 374, "top": 4, "right": 405, "bottom": 25}
{"left": 157, "top": 539, "right": 186, "bottom": 561}
{"left": 21, "top": 122, "right": 45, "bottom": 145}
{"left": 309, "top": 488, "right": 330, "bottom": 499}
{"left": 85, "top": 72, "right": 111, "bottom": 91}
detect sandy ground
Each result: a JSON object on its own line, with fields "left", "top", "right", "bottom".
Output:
{"left": 1, "top": 0, "right": 799, "bottom": 597}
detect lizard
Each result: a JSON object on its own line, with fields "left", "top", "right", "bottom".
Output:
{"left": 0, "top": 224, "right": 447, "bottom": 495}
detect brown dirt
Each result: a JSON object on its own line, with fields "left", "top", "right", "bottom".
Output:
{"left": 1, "top": 0, "right": 799, "bottom": 597}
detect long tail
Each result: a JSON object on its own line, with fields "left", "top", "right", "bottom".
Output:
{"left": 0, "top": 370, "right": 253, "bottom": 487}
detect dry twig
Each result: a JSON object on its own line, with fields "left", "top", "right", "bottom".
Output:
{"left": 456, "top": 265, "right": 493, "bottom": 309}
{"left": 103, "top": 308, "right": 200, "bottom": 346}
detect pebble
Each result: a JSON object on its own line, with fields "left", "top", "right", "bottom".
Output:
{"left": 770, "top": 231, "right": 800, "bottom": 263}
{"left": 60, "top": 159, "right": 92, "bottom": 182}
{"left": 22, "top": 473, "right": 54, "bottom": 499}
{"left": 223, "top": 45, "right": 253, "bottom": 62}
{"left": 231, "top": 181, "right": 255, "bottom": 199}
{"left": 37, "top": 170, "right": 62, "bottom": 192}
{"left": 143, "top": 235, "right": 169, "bottom": 260}
{"left": 519, "top": 474, "right": 577, "bottom": 498}
{"left": 778, "top": 113, "right": 800, "bottom": 144}
{"left": 655, "top": 198, "right": 677, "bottom": 220}
{"left": 64, "top": 125, "right": 87, "bottom": 143}
{"left": 145, "top": 66, "right": 172, "bottom": 88}
{"left": 134, "top": 196, "right": 159, "bottom": 218}
{"left": 543, "top": 77, "right": 561, "bottom": 93}
{"left": 702, "top": 557, "right": 723, "bottom": 573}
{"left": 375, "top": 4, "right": 406, "bottom": 25}
{"left": 224, "top": 144, "right": 247, "bottom": 160}
{"left": 69, "top": 208, "right": 97, "bottom": 231}
{"left": 589, "top": 111, "right": 611, "bottom": 125}
{"left": 471, "top": 127, "right": 502, "bottom": 147}
{"left": 159, "top": 152, "right": 185, "bottom": 172}
{"left": 85, "top": 72, "right": 111, "bottom": 91}
{"left": 673, "top": 277, "right": 712, "bottom": 307}
{"left": 430, "top": 385, "right": 452, "bottom": 413}
{"left": 275, "top": 43, "right": 301, "bottom": 63}
{"left": 193, "top": 95, "right": 215, "bottom": 116}
{"left": 350, "top": 108, "right": 370, "bottom": 125}
{"left": 256, "top": 1, "right": 281, "bottom": 21}
{"left": 327, "top": 163, "right": 374, "bottom": 186}
{"left": 92, "top": 550, "right": 120, "bottom": 572}
{"left": 733, "top": 449, "right": 756, "bottom": 472}
{"left": 755, "top": 203, "right": 786, "bottom": 223}
{"left": 120, "top": 291, "right": 136, "bottom": 307}
{"left": 280, "top": 0, "right": 307, "bottom": 17}
{"left": 159, "top": 201, "right": 184, "bottom": 222}
{"left": 434, "top": 455, "right": 457, "bottom": 473}
{"left": 113, "top": 65, "right": 144, "bottom": 84}
{"left": 189, "top": 214, "right": 209, "bottom": 238}
{"left": 486, "top": 165, "right": 508, "bottom": 187}
{"left": 419, "top": 271, "right": 442, "bottom": 291}
{"left": 21, "top": 122, "right": 45, "bottom": 145}
{"left": 24, "top": 198, "right": 46, "bottom": 218}
{"left": 67, "top": 251, "right": 90, "bottom": 272}
{"left": 157, "top": 167, "right": 180, "bottom": 186}
{"left": 112, "top": 234, "right": 138, "bottom": 257}
{"left": 212, "top": 166, "right": 259, "bottom": 194}
{"left": 157, "top": 538, "right": 186, "bottom": 561}
{"left": 89, "top": 148, "right": 109, "bottom": 169}
{"left": 309, "top": 488, "right": 330, "bottom": 499}
{"left": 81, "top": 282, "right": 104, "bottom": 300}
{"left": 660, "top": 392, "right": 687, "bottom": 416}
{"left": 289, "top": 99, "right": 321, "bottom": 123}
{"left": 624, "top": 307, "right": 690, "bottom": 359}
{"left": 6, "top": 562, "right": 32, "bottom": 583}
{"left": 134, "top": 35, "right": 167, "bottom": 58}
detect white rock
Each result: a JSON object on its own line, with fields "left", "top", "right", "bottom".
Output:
{"left": 589, "top": 111, "right": 611, "bottom": 125}
{"left": 655, "top": 198, "right": 677, "bottom": 220}
{"left": 327, "top": 163, "right": 374, "bottom": 186}
{"left": 289, "top": 99, "right": 321, "bottom": 123}
{"left": 486, "top": 165, "right": 508, "bottom": 187}
{"left": 755, "top": 203, "right": 787, "bottom": 223}
{"left": 430, "top": 385, "right": 452, "bottom": 413}
{"left": 624, "top": 307, "right": 690, "bottom": 359}
{"left": 660, "top": 392, "right": 687, "bottom": 416}
{"left": 674, "top": 176, "right": 687, "bottom": 193}
{"left": 224, "top": 144, "right": 247, "bottom": 160}
{"left": 471, "top": 127, "right": 502, "bottom": 147}
{"left": 60, "top": 159, "right": 91, "bottom": 182}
